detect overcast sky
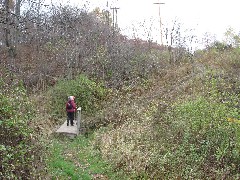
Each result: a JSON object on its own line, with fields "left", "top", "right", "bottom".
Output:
{"left": 46, "top": 0, "right": 240, "bottom": 48}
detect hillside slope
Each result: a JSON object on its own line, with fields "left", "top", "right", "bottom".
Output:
{"left": 82, "top": 51, "right": 240, "bottom": 179}
{"left": 20, "top": 47, "right": 239, "bottom": 179}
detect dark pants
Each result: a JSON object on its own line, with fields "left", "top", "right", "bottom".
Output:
{"left": 67, "top": 112, "right": 74, "bottom": 126}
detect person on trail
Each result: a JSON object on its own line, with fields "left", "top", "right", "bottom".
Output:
{"left": 66, "top": 96, "right": 77, "bottom": 126}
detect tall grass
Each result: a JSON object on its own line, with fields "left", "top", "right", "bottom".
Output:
{"left": 151, "top": 96, "right": 240, "bottom": 179}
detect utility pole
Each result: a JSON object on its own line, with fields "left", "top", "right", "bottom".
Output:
{"left": 154, "top": 1, "right": 165, "bottom": 45}
{"left": 109, "top": 5, "right": 119, "bottom": 55}
{"left": 106, "top": 1, "right": 110, "bottom": 26}
{"left": 110, "top": 7, "right": 120, "bottom": 30}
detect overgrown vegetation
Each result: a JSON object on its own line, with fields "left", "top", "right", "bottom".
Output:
{"left": 92, "top": 67, "right": 240, "bottom": 179}
{"left": 1, "top": 1, "right": 240, "bottom": 179}
{"left": 151, "top": 96, "right": 240, "bottom": 178}
{"left": 0, "top": 72, "right": 43, "bottom": 179}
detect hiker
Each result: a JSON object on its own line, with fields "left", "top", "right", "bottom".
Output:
{"left": 66, "top": 96, "right": 77, "bottom": 126}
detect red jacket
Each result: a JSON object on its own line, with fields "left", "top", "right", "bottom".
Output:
{"left": 66, "top": 100, "right": 76, "bottom": 112}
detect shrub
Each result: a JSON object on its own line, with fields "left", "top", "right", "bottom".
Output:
{"left": 0, "top": 75, "right": 40, "bottom": 179}
{"left": 48, "top": 74, "right": 108, "bottom": 119}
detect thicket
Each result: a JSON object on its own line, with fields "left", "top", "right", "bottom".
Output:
{"left": 1, "top": 1, "right": 193, "bottom": 93}
{"left": 0, "top": 71, "right": 42, "bottom": 179}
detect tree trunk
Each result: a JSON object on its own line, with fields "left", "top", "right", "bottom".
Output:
{"left": 14, "top": 0, "right": 21, "bottom": 46}
{"left": 4, "top": 0, "right": 16, "bottom": 58}
{"left": 4, "top": 0, "right": 10, "bottom": 47}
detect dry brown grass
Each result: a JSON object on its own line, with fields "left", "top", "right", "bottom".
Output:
{"left": 88, "top": 48, "right": 240, "bottom": 177}
{"left": 88, "top": 60, "right": 206, "bottom": 177}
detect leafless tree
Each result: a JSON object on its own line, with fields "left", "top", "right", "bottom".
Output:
{"left": 1, "top": 1, "right": 194, "bottom": 91}
{"left": 164, "top": 20, "right": 196, "bottom": 64}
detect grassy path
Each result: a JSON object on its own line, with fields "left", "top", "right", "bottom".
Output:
{"left": 46, "top": 133, "right": 127, "bottom": 180}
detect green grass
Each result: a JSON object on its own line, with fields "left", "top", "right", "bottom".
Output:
{"left": 151, "top": 96, "right": 240, "bottom": 179}
{"left": 46, "top": 133, "right": 128, "bottom": 179}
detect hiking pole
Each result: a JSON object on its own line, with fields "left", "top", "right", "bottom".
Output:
{"left": 75, "top": 109, "right": 77, "bottom": 125}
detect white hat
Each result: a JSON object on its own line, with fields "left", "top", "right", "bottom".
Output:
{"left": 69, "top": 96, "right": 74, "bottom": 100}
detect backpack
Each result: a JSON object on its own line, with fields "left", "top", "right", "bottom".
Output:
{"left": 67, "top": 101, "right": 73, "bottom": 110}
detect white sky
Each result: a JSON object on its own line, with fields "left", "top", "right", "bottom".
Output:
{"left": 46, "top": 0, "right": 240, "bottom": 48}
